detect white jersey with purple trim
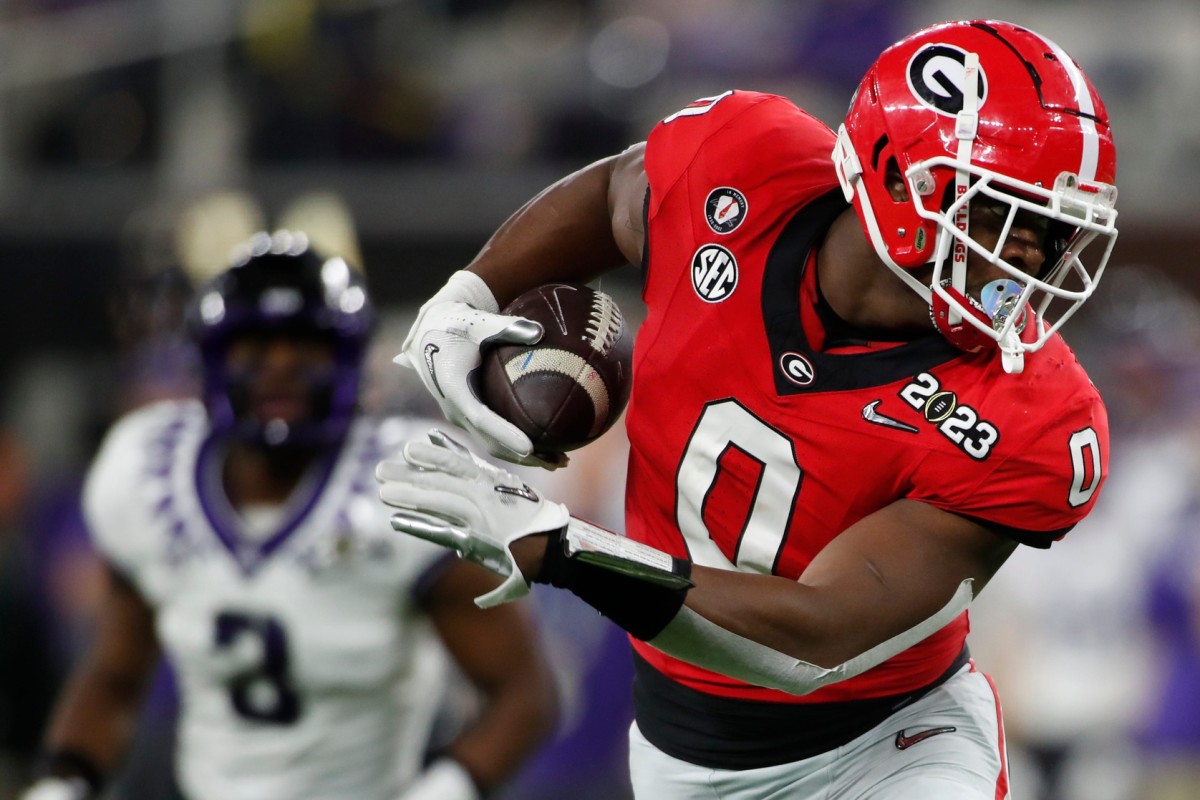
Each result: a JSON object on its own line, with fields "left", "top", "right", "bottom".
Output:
{"left": 83, "top": 399, "right": 452, "bottom": 800}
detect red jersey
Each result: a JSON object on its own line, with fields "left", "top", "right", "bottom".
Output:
{"left": 626, "top": 90, "right": 1109, "bottom": 704}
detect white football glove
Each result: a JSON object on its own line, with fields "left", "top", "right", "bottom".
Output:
{"left": 376, "top": 429, "right": 569, "bottom": 608}
{"left": 397, "top": 271, "right": 563, "bottom": 469}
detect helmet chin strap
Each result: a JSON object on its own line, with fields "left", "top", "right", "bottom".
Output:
{"left": 999, "top": 334, "right": 1024, "bottom": 373}
{"left": 949, "top": 51, "right": 981, "bottom": 326}
{"left": 952, "top": 50, "right": 1026, "bottom": 374}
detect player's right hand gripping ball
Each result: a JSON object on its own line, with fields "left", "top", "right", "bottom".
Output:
{"left": 481, "top": 283, "right": 633, "bottom": 454}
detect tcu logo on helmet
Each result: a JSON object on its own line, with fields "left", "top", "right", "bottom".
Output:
{"left": 906, "top": 44, "right": 988, "bottom": 116}
{"left": 692, "top": 244, "right": 738, "bottom": 302}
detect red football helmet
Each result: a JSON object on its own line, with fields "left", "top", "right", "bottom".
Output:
{"left": 832, "top": 20, "right": 1118, "bottom": 373}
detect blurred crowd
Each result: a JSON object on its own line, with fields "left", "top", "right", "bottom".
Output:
{"left": 1, "top": 1, "right": 1200, "bottom": 799}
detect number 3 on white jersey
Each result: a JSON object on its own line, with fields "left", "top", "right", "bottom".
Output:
{"left": 676, "top": 400, "right": 800, "bottom": 573}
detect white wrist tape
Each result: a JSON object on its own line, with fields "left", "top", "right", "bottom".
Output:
{"left": 398, "top": 270, "right": 500, "bottom": 363}
{"left": 397, "top": 759, "right": 480, "bottom": 800}
{"left": 429, "top": 270, "right": 500, "bottom": 314}
{"left": 20, "top": 777, "right": 92, "bottom": 800}
{"left": 565, "top": 518, "right": 693, "bottom": 589}
{"left": 648, "top": 578, "right": 974, "bottom": 696}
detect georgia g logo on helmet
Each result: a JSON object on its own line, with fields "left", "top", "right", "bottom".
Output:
{"left": 906, "top": 44, "right": 988, "bottom": 116}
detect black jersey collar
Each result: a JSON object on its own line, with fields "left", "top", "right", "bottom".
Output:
{"left": 762, "top": 190, "right": 960, "bottom": 395}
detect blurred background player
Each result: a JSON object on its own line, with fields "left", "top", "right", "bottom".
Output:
{"left": 20, "top": 230, "right": 557, "bottom": 800}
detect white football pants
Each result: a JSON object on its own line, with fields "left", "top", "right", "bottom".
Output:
{"left": 628, "top": 663, "right": 1009, "bottom": 799}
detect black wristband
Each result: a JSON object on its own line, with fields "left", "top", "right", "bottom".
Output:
{"left": 37, "top": 749, "right": 105, "bottom": 796}
{"left": 537, "top": 529, "right": 691, "bottom": 640}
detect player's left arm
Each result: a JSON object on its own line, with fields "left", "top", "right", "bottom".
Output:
{"left": 404, "top": 560, "right": 558, "bottom": 800}
{"left": 509, "top": 497, "right": 1017, "bottom": 685}
{"left": 655, "top": 392, "right": 1106, "bottom": 686}
{"left": 616, "top": 395, "right": 1102, "bottom": 687}
{"left": 21, "top": 565, "right": 161, "bottom": 800}
{"left": 380, "top": 433, "right": 1023, "bottom": 696}
{"left": 649, "top": 499, "right": 1017, "bottom": 672}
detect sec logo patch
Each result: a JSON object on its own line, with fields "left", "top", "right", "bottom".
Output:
{"left": 692, "top": 244, "right": 738, "bottom": 303}
{"left": 705, "top": 187, "right": 747, "bottom": 234}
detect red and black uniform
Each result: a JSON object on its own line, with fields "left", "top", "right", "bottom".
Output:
{"left": 625, "top": 90, "right": 1108, "bottom": 767}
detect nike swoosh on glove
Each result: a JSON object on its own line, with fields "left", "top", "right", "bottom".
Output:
{"left": 396, "top": 271, "right": 565, "bottom": 469}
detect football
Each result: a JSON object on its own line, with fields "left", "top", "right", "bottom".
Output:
{"left": 481, "top": 283, "right": 633, "bottom": 454}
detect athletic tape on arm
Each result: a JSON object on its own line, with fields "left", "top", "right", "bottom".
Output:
{"left": 647, "top": 578, "right": 974, "bottom": 696}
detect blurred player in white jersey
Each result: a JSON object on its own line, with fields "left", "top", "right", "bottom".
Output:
{"left": 21, "top": 231, "right": 557, "bottom": 800}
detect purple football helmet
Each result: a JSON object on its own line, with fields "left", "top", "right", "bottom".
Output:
{"left": 187, "top": 230, "right": 375, "bottom": 447}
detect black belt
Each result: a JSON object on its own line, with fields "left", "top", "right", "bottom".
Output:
{"left": 632, "top": 645, "right": 970, "bottom": 770}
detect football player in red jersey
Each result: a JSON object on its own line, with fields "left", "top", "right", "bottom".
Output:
{"left": 378, "top": 19, "right": 1118, "bottom": 799}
